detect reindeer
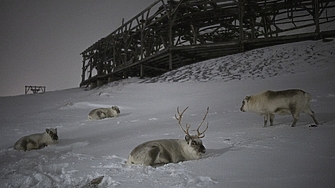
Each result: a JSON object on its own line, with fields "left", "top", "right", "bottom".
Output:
{"left": 241, "top": 89, "right": 319, "bottom": 127}
{"left": 88, "top": 106, "right": 120, "bottom": 120}
{"left": 127, "top": 107, "right": 209, "bottom": 167}
{"left": 14, "top": 128, "right": 59, "bottom": 151}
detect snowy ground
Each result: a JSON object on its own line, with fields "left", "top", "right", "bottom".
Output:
{"left": 0, "top": 39, "right": 335, "bottom": 187}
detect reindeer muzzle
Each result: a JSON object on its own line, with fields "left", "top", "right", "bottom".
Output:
{"left": 199, "top": 145, "right": 206, "bottom": 153}
{"left": 52, "top": 134, "right": 59, "bottom": 141}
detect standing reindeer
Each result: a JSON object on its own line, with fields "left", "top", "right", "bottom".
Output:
{"left": 127, "top": 107, "right": 209, "bottom": 167}
{"left": 240, "top": 89, "right": 318, "bottom": 127}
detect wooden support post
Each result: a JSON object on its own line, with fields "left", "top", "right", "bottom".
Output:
{"left": 90, "top": 81, "right": 97, "bottom": 89}
{"left": 167, "top": 0, "right": 181, "bottom": 70}
{"left": 123, "top": 70, "right": 128, "bottom": 78}
{"left": 169, "top": 50, "right": 173, "bottom": 70}
{"left": 238, "top": 0, "right": 246, "bottom": 51}
{"left": 168, "top": 13, "right": 173, "bottom": 70}
{"left": 81, "top": 56, "right": 86, "bottom": 86}
{"left": 314, "top": 0, "right": 320, "bottom": 38}
{"left": 140, "top": 64, "right": 144, "bottom": 78}
{"left": 97, "top": 79, "right": 105, "bottom": 87}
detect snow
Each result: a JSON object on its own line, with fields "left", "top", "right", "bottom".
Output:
{"left": 1, "top": 39, "right": 335, "bottom": 187}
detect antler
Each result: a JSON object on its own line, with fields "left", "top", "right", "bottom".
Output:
{"left": 175, "top": 106, "right": 209, "bottom": 138}
{"left": 175, "top": 106, "right": 191, "bottom": 137}
{"left": 196, "top": 107, "right": 209, "bottom": 138}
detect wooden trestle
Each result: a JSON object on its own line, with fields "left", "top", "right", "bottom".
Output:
{"left": 80, "top": 0, "right": 335, "bottom": 88}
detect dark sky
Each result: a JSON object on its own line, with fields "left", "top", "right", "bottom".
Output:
{"left": 0, "top": 0, "right": 154, "bottom": 96}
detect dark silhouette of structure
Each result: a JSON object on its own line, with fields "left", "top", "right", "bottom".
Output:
{"left": 80, "top": 0, "right": 335, "bottom": 88}
{"left": 25, "top": 86, "right": 46, "bottom": 94}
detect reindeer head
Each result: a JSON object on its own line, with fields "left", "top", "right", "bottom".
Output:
{"left": 175, "top": 107, "right": 209, "bottom": 154}
{"left": 240, "top": 96, "right": 251, "bottom": 112}
{"left": 112, "top": 106, "right": 121, "bottom": 114}
{"left": 46, "top": 128, "right": 59, "bottom": 141}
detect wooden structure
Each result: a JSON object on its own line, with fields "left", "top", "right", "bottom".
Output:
{"left": 25, "top": 86, "right": 46, "bottom": 94}
{"left": 80, "top": 0, "right": 335, "bottom": 88}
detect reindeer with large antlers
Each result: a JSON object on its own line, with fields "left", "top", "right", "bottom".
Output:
{"left": 127, "top": 107, "right": 209, "bottom": 167}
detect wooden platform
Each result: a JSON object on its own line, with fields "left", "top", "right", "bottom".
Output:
{"left": 80, "top": 0, "right": 335, "bottom": 88}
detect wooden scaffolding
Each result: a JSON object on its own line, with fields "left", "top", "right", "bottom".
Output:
{"left": 80, "top": 0, "right": 335, "bottom": 88}
{"left": 25, "top": 86, "right": 46, "bottom": 94}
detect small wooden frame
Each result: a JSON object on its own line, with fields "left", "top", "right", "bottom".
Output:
{"left": 25, "top": 86, "right": 46, "bottom": 94}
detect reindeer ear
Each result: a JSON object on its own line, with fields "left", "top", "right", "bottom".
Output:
{"left": 185, "top": 135, "right": 191, "bottom": 143}
{"left": 46, "top": 129, "right": 50, "bottom": 133}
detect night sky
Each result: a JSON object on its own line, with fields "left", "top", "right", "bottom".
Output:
{"left": 0, "top": 0, "right": 154, "bottom": 96}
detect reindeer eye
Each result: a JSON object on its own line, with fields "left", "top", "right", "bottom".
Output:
{"left": 191, "top": 141, "right": 197, "bottom": 146}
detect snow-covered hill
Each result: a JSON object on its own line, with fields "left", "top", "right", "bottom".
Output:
{"left": 0, "top": 39, "right": 334, "bottom": 187}
{"left": 144, "top": 40, "right": 334, "bottom": 83}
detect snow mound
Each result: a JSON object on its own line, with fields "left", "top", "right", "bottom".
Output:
{"left": 143, "top": 39, "right": 334, "bottom": 83}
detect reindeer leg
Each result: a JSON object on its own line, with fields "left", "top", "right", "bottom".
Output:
{"left": 26, "top": 138, "right": 39, "bottom": 150}
{"left": 263, "top": 114, "right": 268, "bottom": 127}
{"left": 147, "top": 146, "right": 161, "bottom": 166}
{"left": 290, "top": 105, "right": 299, "bottom": 127}
{"left": 269, "top": 114, "right": 275, "bottom": 126}
{"left": 38, "top": 143, "right": 47, "bottom": 149}
{"left": 290, "top": 112, "right": 299, "bottom": 127}
{"left": 291, "top": 118, "right": 298, "bottom": 127}
{"left": 311, "top": 114, "right": 319, "bottom": 125}
{"left": 306, "top": 109, "right": 319, "bottom": 125}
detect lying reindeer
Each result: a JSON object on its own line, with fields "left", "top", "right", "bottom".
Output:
{"left": 14, "top": 128, "right": 59, "bottom": 151}
{"left": 127, "top": 107, "right": 209, "bottom": 167}
{"left": 88, "top": 106, "right": 120, "bottom": 120}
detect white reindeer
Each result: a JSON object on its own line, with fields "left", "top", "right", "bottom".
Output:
{"left": 127, "top": 107, "right": 209, "bottom": 167}
{"left": 88, "top": 106, "right": 120, "bottom": 120}
{"left": 240, "top": 89, "right": 319, "bottom": 127}
{"left": 14, "top": 128, "right": 59, "bottom": 151}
